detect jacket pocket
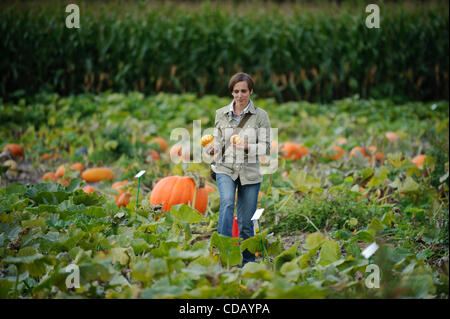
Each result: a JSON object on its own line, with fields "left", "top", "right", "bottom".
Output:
{"left": 244, "top": 163, "right": 260, "bottom": 180}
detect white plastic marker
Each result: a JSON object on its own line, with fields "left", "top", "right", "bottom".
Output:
{"left": 362, "top": 242, "right": 379, "bottom": 259}
{"left": 135, "top": 170, "right": 146, "bottom": 208}
{"left": 251, "top": 208, "right": 265, "bottom": 260}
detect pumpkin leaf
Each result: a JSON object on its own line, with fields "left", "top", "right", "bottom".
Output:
{"left": 170, "top": 204, "right": 203, "bottom": 223}
{"left": 317, "top": 240, "right": 341, "bottom": 267}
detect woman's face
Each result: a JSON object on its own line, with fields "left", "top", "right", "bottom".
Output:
{"left": 232, "top": 81, "right": 252, "bottom": 109}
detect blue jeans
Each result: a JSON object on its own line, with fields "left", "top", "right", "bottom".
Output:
{"left": 216, "top": 173, "right": 260, "bottom": 266}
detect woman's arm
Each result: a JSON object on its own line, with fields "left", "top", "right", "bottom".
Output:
{"left": 208, "top": 111, "right": 224, "bottom": 156}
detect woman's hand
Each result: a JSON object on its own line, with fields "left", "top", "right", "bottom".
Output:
{"left": 205, "top": 144, "right": 215, "bottom": 155}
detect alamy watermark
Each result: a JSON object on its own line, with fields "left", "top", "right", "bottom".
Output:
{"left": 65, "top": 264, "right": 80, "bottom": 289}
{"left": 65, "top": 4, "right": 80, "bottom": 29}
{"left": 168, "top": 121, "right": 279, "bottom": 174}
{"left": 365, "top": 264, "right": 380, "bottom": 289}
{"left": 366, "top": 4, "right": 380, "bottom": 29}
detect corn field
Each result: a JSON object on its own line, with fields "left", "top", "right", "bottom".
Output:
{"left": 0, "top": 1, "right": 448, "bottom": 103}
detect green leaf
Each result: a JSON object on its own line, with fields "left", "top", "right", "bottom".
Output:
{"left": 131, "top": 238, "right": 151, "bottom": 255}
{"left": 170, "top": 204, "right": 203, "bottom": 223}
{"left": 84, "top": 206, "right": 107, "bottom": 218}
{"left": 354, "top": 231, "right": 375, "bottom": 243}
{"left": 0, "top": 278, "right": 14, "bottom": 298}
{"left": 22, "top": 217, "right": 47, "bottom": 232}
{"left": 288, "top": 170, "right": 321, "bottom": 192}
{"left": 109, "top": 247, "right": 130, "bottom": 265}
{"left": 367, "top": 217, "right": 385, "bottom": 236}
{"left": 148, "top": 258, "right": 168, "bottom": 276}
{"left": 140, "top": 278, "right": 185, "bottom": 298}
{"left": 317, "top": 240, "right": 341, "bottom": 267}
{"left": 66, "top": 178, "right": 84, "bottom": 193}
{"left": 274, "top": 242, "right": 299, "bottom": 271}
{"left": 241, "top": 234, "right": 265, "bottom": 254}
{"left": 210, "top": 233, "right": 242, "bottom": 267}
{"left": 169, "top": 247, "right": 208, "bottom": 260}
{"left": 303, "top": 232, "right": 326, "bottom": 250}
{"left": 241, "top": 262, "right": 273, "bottom": 280}
{"left": 390, "top": 176, "right": 420, "bottom": 193}
{"left": 361, "top": 167, "right": 374, "bottom": 180}
{"left": 366, "top": 167, "right": 389, "bottom": 188}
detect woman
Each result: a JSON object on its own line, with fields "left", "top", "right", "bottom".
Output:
{"left": 208, "top": 72, "right": 272, "bottom": 266}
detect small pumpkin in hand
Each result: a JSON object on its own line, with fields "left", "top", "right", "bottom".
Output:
{"left": 201, "top": 134, "right": 214, "bottom": 147}
{"left": 230, "top": 135, "right": 243, "bottom": 146}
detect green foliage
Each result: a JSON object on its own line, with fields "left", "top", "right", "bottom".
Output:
{"left": 0, "top": 4, "right": 448, "bottom": 103}
{"left": 0, "top": 92, "right": 448, "bottom": 298}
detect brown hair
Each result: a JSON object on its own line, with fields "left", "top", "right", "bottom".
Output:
{"left": 228, "top": 72, "right": 254, "bottom": 93}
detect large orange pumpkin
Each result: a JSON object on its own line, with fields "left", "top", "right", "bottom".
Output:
{"left": 81, "top": 168, "right": 114, "bottom": 182}
{"left": 149, "top": 176, "right": 209, "bottom": 214}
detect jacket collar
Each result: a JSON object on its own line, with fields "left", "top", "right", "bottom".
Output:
{"left": 224, "top": 99, "right": 257, "bottom": 116}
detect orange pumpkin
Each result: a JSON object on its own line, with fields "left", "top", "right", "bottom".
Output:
{"left": 57, "top": 178, "right": 69, "bottom": 187}
{"left": 82, "top": 186, "right": 95, "bottom": 194}
{"left": 2, "top": 144, "right": 24, "bottom": 160}
{"left": 201, "top": 135, "right": 214, "bottom": 147}
{"left": 149, "top": 176, "right": 209, "bottom": 214}
{"left": 112, "top": 180, "right": 129, "bottom": 195}
{"left": 368, "top": 145, "right": 377, "bottom": 154}
{"left": 230, "top": 135, "right": 243, "bottom": 145}
{"left": 373, "top": 151, "right": 385, "bottom": 164}
{"left": 326, "top": 145, "right": 344, "bottom": 160}
{"left": 43, "top": 172, "right": 56, "bottom": 182}
{"left": 350, "top": 146, "right": 368, "bottom": 159}
{"left": 41, "top": 154, "right": 52, "bottom": 161}
{"left": 150, "top": 137, "right": 168, "bottom": 152}
{"left": 81, "top": 168, "right": 114, "bottom": 182}
{"left": 55, "top": 165, "right": 65, "bottom": 178}
{"left": 148, "top": 149, "right": 160, "bottom": 160}
{"left": 204, "top": 184, "right": 216, "bottom": 194}
{"left": 116, "top": 192, "right": 131, "bottom": 208}
{"left": 70, "top": 162, "right": 84, "bottom": 173}
{"left": 280, "top": 142, "right": 309, "bottom": 161}
{"left": 412, "top": 154, "right": 426, "bottom": 168}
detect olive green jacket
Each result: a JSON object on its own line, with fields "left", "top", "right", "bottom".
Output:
{"left": 211, "top": 99, "right": 272, "bottom": 185}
